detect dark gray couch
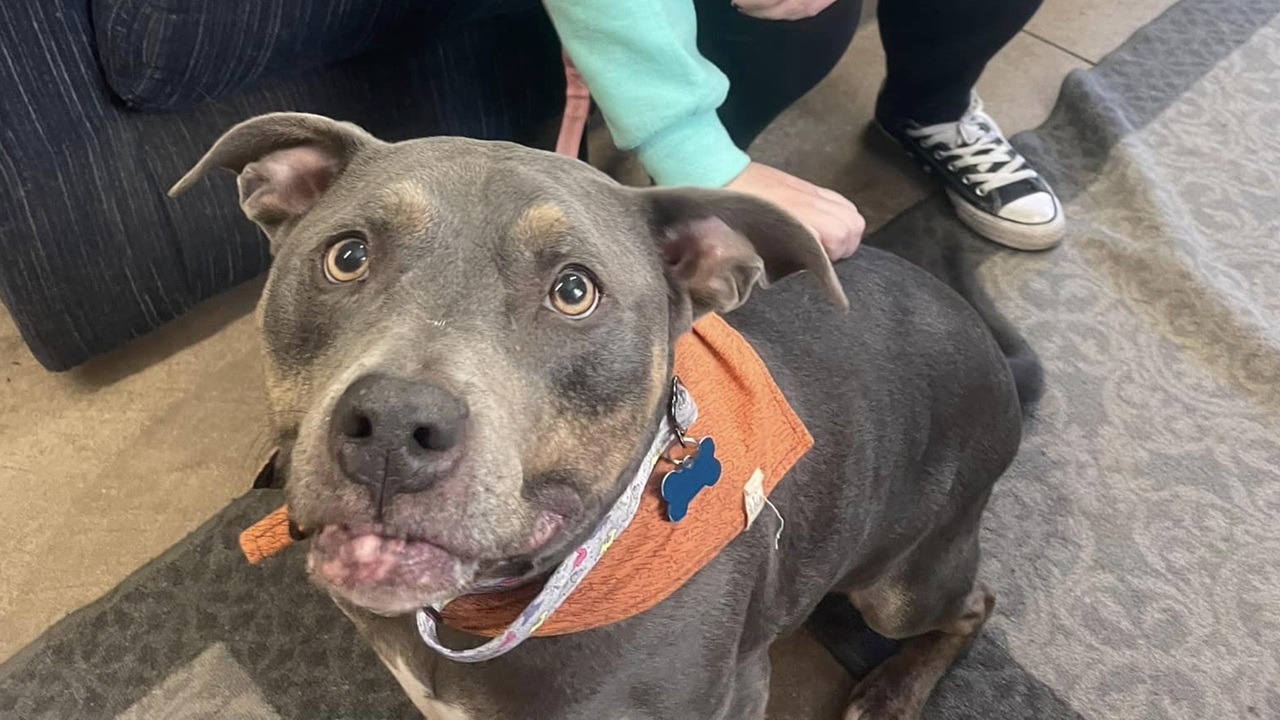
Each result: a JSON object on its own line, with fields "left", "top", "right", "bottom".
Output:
{"left": 0, "top": 0, "right": 562, "bottom": 370}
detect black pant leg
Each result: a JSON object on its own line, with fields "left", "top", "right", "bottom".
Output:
{"left": 877, "top": 0, "right": 1044, "bottom": 124}
{"left": 419, "top": 0, "right": 565, "bottom": 142}
{"left": 695, "top": 0, "right": 864, "bottom": 150}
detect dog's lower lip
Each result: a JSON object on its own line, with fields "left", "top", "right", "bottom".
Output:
{"left": 307, "top": 524, "right": 473, "bottom": 599}
{"left": 331, "top": 523, "right": 466, "bottom": 555}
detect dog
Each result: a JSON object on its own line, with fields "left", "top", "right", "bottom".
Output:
{"left": 172, "top": 112, "right": 1028, "bottom": 719}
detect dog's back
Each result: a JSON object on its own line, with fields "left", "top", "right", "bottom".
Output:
{"left": 729, "top": 244, "right": 1023, "bottom": 633}
{"left": 410, "top": 248, "right": 1024, "bottom": 720}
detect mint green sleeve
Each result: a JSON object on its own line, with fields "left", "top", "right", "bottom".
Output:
{"left": 542, "top": 0, "right": 751, "bottom": 187}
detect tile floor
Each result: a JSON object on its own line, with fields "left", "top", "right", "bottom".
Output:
{"left": 0, "top": 0, "right": 1180, "bottom": 716}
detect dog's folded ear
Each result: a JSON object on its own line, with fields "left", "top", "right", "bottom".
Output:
{"left": 168, "top": 113, "right": 377, "bottom": 245}
{"left": 638, "top": 186, "right": 849, "bottom": 321}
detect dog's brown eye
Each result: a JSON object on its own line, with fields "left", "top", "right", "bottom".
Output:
{"left": 324, "top": 237, "right": 369, "bottom": 283}
{"left": 548, "top": 267, "right": 599, "bottom": 318}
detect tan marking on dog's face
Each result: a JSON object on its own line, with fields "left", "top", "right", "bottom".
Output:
{"left": 511, "top": 203, "right": 568, "bottom": 246}
{"left": 262, "top": 362, "right": 311, "bottom": 431}
{"left": 645, "top": 337, "right": 670, "bottom": 420}
{"left": 523, "top": 410, "right": 636, "bottom": 486}
{"left": 257, "top": 268, "right": 309, "bottom": 429}
{"left": 518, "top": 339, "right": 669, "bottom": 522}
{"left": 377, "top": 181, "right": 434, "bottom": 237}
{"left": 254, "top": 276, "right": 271, "bottom": 333}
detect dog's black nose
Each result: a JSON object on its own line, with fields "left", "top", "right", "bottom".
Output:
{"left": 331, "top": 373, "right": 468, "bottom": 496}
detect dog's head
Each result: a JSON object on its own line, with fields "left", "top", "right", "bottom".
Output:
{"left": 174, "top": 113, "right": 846, "bottom": 616}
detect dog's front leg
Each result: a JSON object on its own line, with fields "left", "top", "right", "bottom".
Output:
{"left": 843, "top": 582, "right": 995, "bottom": 720}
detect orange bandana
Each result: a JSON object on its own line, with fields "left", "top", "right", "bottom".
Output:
{"left": 240, "top": 313, "right": 812, "bottom": 636}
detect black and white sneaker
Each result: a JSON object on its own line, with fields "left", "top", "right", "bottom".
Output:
{"left": 878, "top": 93, "right": 1065, "bottom": 251}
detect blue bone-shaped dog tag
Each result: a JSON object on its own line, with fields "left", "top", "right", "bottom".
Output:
{"left": 661, "top": 437, "right": 722, "bottom": 522}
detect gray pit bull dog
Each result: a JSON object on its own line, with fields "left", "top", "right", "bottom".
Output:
{"left": 172, "top": 112, "right": 1029, "bottom": 719}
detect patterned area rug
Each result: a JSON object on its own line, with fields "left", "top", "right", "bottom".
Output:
{"left": 3, "top": 0, "right": 1279, "bottom": 717}
{"left": 848, "top": 0, "right": 1280, "bottom": 716}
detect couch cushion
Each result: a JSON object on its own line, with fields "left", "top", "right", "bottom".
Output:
{"left": 2, "top": 0, "right": 564, "bottom": 371}
{"left": 92, "top": 0, "right": 420, "bottom": 110}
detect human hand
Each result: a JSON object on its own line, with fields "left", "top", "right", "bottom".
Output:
{"left": 725, "top": 161, "right": 864, "bottom": 261}
{"left": 732, "top": 0, "right": 840, "bottom": 20}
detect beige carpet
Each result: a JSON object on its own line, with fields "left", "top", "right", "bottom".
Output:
{"left": 0, "top": 1, "right": 1175, "bottom": 716}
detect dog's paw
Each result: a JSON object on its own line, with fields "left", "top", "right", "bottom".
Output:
{"left": 844, "top": 703, "right": 919, "bottom": 720}
{"left": 843, "top": 687, "right": 923, "bottom": 720}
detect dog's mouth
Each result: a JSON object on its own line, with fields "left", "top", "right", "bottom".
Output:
{"left": 307, "top": 524, "right": 478, "bottom": 613}
{"left": 304, "top": 511, "right": 570, "bottom": 614}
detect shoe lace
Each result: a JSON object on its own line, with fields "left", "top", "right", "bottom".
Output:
{"left": 907, "top": 105, "right": 1038, "bottom": 196}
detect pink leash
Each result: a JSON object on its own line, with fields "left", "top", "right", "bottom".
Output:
{"left": 555, "top": 50, "right": 591, "bottom": 158}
